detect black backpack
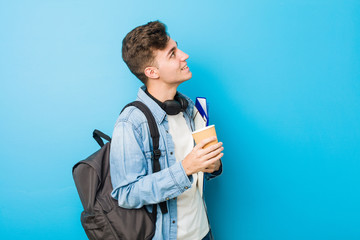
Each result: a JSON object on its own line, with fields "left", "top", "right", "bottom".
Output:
{"left": 72, "top": 101, "right": 168, "bottom": 240}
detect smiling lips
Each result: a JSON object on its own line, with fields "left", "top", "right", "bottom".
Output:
{"left": 181, "top": 65, "right": 189, "bottom": 70}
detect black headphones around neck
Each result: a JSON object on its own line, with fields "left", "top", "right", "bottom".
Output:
{"left": 145, "top": 89, "right": 188, "bottom": 115}
{"left": 163, "top": 95, "right": 188, "bottom": 115}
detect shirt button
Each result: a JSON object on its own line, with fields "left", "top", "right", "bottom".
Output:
{"left": 166, "top": 197, "right": 169, "bottom": 201}
{"left": 185, "top": 186, "right": 188, "bottom": 189}
{"left": 172, "top": 220, "right": 176, "bottom": 224}
{"left": 170, "top": 152, "right": 173, "bottom": 155}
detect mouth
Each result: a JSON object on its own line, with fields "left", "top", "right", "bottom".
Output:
{"left": 181, "top": 65, "right": 189, "bottom": 71}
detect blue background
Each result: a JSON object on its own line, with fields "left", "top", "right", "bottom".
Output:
{"left": 1, "top": 0, "right": 359, "bottom": 239}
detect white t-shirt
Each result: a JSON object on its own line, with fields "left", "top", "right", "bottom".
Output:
{"left": 167, "top": 112, "right": 209, "bottom": 240}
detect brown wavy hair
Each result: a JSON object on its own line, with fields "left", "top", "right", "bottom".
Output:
{"left": 122, "top": 21, "right": 169, "bottom": 84}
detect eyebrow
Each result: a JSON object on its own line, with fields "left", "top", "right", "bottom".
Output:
{"left": 167, "top": 41, "right": 178, "bottom": 57}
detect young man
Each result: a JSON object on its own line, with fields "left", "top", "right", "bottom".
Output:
{"left": 110, "top": 21, "right": 224, "bottom": 240}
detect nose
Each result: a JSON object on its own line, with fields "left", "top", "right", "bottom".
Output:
{"left": 179, "top": 49, "right": 189, "bottom": 61}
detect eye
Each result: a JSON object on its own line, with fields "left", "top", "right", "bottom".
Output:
{"left": 170, "top": 51, "right": 175, "bottom": 58}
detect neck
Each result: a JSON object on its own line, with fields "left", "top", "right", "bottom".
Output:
{"left": 146, "top": 82, "right": 179, "bottom": 102}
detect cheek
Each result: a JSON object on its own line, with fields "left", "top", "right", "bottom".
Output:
{"left": 165, "top": 63, "right": 180, "bottom": 74}
{"left": 158, "top": 61, "right": 181, "bottom": 78}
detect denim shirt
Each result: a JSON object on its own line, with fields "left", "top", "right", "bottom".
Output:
{"left": 110, "top": 86, "right": 222, "bottom": 240}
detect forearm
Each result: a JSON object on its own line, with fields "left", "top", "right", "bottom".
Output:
{"left": 109, "top": 119, "right": 193, "bottom": 208}
{"left": 111, "top": 161, "right": 191, "bottom": 209}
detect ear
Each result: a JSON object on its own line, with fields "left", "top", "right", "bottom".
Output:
{"left": 144, "top": 67, "right": 159, "bottom": 79}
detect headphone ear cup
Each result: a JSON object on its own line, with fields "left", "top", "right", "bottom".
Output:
{"left": 163, "top": 100, "right": 182, "bottom": 115}
{"left": 176, "top": 96, "right": 188, "bottom": 111}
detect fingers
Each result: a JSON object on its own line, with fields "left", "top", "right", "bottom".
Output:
{"left": 203, "top": 158, "right": 222, "bottom": 173}
{"left": 188, "top": 137, "right": 224, "bottom": 174}
{"left": 201, "top": 153, "right": 223, "bottom": 173}
{"left": 196, "top": 136, "right": 217, "bottom": 149}
{"left": 201, "top": 142, "right": 223, "bottom": 156}
{"left": 206, "top": 152, "right": 223, "bottom": 166}
{"left": 205, "top": 146, "right": 224, "bottom": 159}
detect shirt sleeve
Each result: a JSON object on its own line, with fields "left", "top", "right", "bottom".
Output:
{"left": 110, "top": 120, "right": 192, "bottom": 209}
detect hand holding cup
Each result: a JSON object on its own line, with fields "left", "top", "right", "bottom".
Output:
{"left": 182, "top": 125, "right": 224, "bottom": 175}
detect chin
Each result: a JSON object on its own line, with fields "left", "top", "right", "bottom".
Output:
{"left": 174, "top": 72, "right": 192, "bottom": 84}
{"left": 185, "top": 72, "right": 192, "bottom": 80}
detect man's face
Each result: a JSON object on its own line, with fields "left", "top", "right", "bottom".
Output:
{"left": 152, "top": 38, "right": 192, "bottom": 85}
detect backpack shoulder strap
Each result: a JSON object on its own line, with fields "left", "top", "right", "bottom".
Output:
{"left": 121, "top": 101, "right": 168, "bottom": 214}
{"left": 93, "top": 129, "right": 111, "bottom": 147}
{"left": 122, "top": 101, "right": 160, "bottom": 171}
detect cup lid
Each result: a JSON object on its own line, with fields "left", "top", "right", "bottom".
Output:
{"left": 192, "top": 124, "right": 215, "bottom": 134}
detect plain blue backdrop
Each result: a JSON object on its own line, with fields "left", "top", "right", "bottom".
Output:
{"left": 1, "top": 0, "right": 360, "bottom": 239}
